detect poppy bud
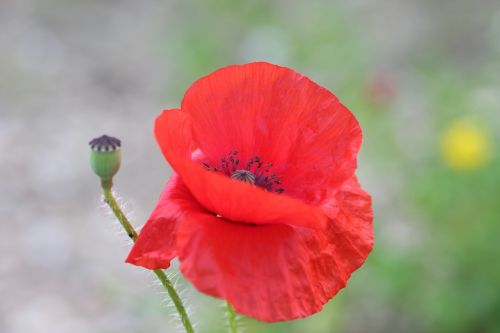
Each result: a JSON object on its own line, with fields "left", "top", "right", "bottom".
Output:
{"left": 89, "top": 135, "right": 121, "bottom": 186}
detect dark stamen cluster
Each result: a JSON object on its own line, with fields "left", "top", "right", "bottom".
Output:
{"left": 202, "top": 151, "right": 284, "bottom": 194}
{"left": 203, "top": 150, "right": 240, "bottom": 174}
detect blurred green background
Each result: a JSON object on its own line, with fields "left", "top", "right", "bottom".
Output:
{"left": 1, "top": 0, "right": 499, "bottom": 332}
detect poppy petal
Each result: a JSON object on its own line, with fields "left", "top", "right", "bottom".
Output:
{"left": 175, "top": 176, "right": 373, "bottom": 322}
{"left": 154, "top": 108, "right": 328, "bottom": 229}
{"left": 181, "top": 62, "right": 362, "bottom": 206}
{"left": 125, "top": 173, "right": 187, "bottom": 269}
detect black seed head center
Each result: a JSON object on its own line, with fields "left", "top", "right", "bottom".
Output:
{"left": 89, "top": 135, "right": 121, "bottom": 152}
{"left": 231, "top": 169, "right": 256, "bottom": 184}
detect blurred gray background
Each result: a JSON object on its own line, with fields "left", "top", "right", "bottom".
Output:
{"left": 2, "top": 0, "right": 500, "bottom": 332}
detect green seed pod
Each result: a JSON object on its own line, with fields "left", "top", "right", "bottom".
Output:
{"left": 89, "top": 135, "right": 121, "bottom": 184}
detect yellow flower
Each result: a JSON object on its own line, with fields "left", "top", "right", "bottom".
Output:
{"left": 440, "top": 118, "right": 492, "bottom": 171}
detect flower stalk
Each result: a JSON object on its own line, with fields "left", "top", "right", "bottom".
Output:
{"left": 226, "top": 302, "right": 238, "bottom": 333}
{"left": 101, "top": 183, "right": 194, "bottom": 333}
{"left": 90, "top": 135, "right": 194, "bottom": 333}
{"left": 101, "top": 183, "right": 137, "bottom": 241}
{"left": 153, "top": 269, "right": 193, "bottom": 333}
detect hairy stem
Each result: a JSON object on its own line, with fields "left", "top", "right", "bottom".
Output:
{"left": 102, "top": 184, "right": 138, "bottom": 241}
{"left": 226, "top": 301, "right": 238, "bottom": 333}
{"left": 154, "top": 269, "right": 194, "bottom": 333}
{"left": 101, "top": 182, "right": 194, "bottom": 333}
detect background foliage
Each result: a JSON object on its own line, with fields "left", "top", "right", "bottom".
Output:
{"left": 1, "top": 0, "right": 499, "bottom": 332}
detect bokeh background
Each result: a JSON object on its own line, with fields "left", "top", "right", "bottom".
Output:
{"left": 1, "top": 0, "right": 500, "bottom": 332}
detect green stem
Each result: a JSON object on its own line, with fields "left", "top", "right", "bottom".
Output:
{"left": 101, "top": 180, "right": 194, "bottom": 333}
{"left": 154, "top": 269, "right": 194, "bottom": 333}
{"left": 226, "top": 302, "right": 238, "bottom": 333}
{"left": 102, "top": 183, "right": 138, "bottom": 241}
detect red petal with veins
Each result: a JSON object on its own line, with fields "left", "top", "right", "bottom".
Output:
{"left": 154, "top": 108, "right": 328, "bottom": 229}
{"left": 127, "top": 174, "right": 372, "bottom": 321}
{"left": 126, "top": 62, "right": 374, "bottom": 322}
{"left": 125, "top": 174, "right": 185, "bottom": 269}
{"left": 182, "top": 62, "right": 362, "bottom": 206}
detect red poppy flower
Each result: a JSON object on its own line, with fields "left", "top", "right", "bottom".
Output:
{"left": 126, "top": 62, "right": 373, "bottom": 322}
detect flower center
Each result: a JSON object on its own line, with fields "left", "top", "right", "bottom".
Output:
{"left": 202, "top": 151, "right": 284, "bottom": 194}
{"left": 231, "top": 169, "right": 256, "bottom": 184}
